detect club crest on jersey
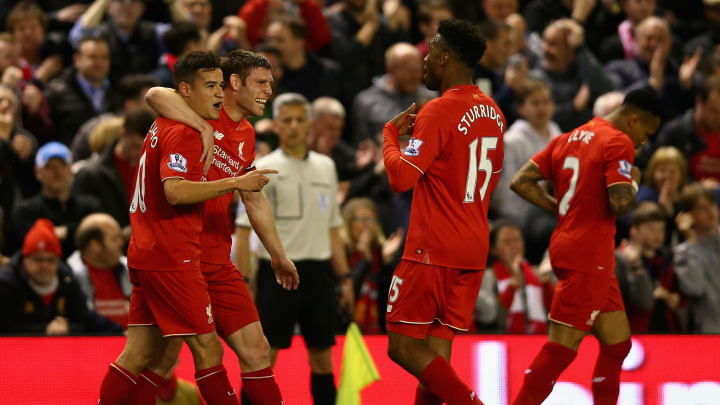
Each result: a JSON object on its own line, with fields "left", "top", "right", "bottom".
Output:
{"left": 618, "top": 159, "right": 632, "bottom": 179}
{"left": 238, "top": 141, "right": 245, "bottom": 160}
{"left": 213, "top": 130, "right": 224, "bottom": 140}
{"left": 168, "top": 153, "right": 188, "bottom": 173}
{"left": 403, "top": 138, "right": 423, "bottom": 156}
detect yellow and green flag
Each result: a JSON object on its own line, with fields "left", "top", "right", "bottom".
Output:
{"left": 335, "top": 323, "right": 381, "bottom": 405}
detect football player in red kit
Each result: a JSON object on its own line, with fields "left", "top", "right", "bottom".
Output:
{"left": 383, "top": 20, "right": 504, "bottom": 405}
{"left": 510, "top": 89, "right": 662, "bottom": 405}
{"left": 142, "top": 50, "right": 298, "bottom": 405}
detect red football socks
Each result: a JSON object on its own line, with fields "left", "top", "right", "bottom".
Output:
{"left": 418, "top": 356, "right": 483, "bottom": 405}
{"left": 195, "top": 365, "right": 239, "bottom": 405}
{"left": 415, "top": 384, "right": 443, "bottom": 405}
{"left": 241, "top": 367, "right": 283, "bottom": 404}
{"left": 513, "top": 342, "right": 577, "bottom": 405}
{"left": 592, "top": 340, "right": 631, "bottom": 405}
{"left": 131, "top": 369, "right": 164, "bottom": 405}
{"left": 158, "top": 373, "right": 179, "bottom": 402}
{"left": 98, "top": 362, "right": 138, "bottom": 405}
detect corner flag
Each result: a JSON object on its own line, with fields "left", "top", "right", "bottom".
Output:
{"left": 336, "top": 323, "right": 381, "bottom": 405}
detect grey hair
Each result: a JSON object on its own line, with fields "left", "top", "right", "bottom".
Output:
{"left": 311, "top": 97, "right": 345, "bottom": 120}
{"left": 272, "top": 92, "right": 310, "bottom": 119}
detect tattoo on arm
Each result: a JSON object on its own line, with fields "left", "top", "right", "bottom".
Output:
{"left": 607, "top": 183, "right": 637, "bottom": 216}
{"left": 510, "top": 162, "right": 558, "bottom": 214}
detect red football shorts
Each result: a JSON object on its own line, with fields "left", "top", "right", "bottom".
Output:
{"left": 549, "top": 268, "right": 625, "bottom": 332}
{"left": 128, "top": 268, "right": 215, "bottom": 337}
{"left": 202, "top": 262, "right": 259, "bottom": 339}
{"left": 385, "top": 260, "right": 484, "bottom": 340}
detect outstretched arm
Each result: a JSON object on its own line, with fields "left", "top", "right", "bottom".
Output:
{"left": 163, "top": 169, "right": 276, "bottom": 205}
{"left": 510, "top": 161, "right": 557, "bottom": 214}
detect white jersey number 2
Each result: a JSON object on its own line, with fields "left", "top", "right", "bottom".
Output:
{"left": 464, "top": 137, "right": 498, "bottom": 203}
{"left": 558, "top": 156, "right": 579, "bottom": 216}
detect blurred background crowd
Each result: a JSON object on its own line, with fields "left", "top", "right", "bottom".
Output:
{"left": 1, "top": 0, "right": 719, "bottom": 338}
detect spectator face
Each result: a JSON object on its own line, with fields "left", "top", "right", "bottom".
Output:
{"left": 389, "top": 51, "right": 423, "bottom": 95}
{"left": 12, "top": 17, "right": 45, "bottom": 54}
{"left": 0, "top": 39, "right": 20, "bottom": 72}
{"left": 349, "top": 206, "right": 378, "bottom": 244}
{"left": 518, "top": 87, "right": 554, "bottom": 130}
{"left": 258, "top": 51, "right": 284, "bottom": 91}
{"left": 636, "top": 19, "right": 669, "bottom": 64}
{"left": 109, "top": 0, "right": 146, "bottom": 31}
{"left": 505, "top": 13, "right": 527, "bottom": 55}
{"left": 419, "top": 7, "right": 454, "bottom": 41}
{"left": 182, "top": 68, "right": 224, "bottom": 120}
{"left": 632, "top": 220, "right": 665, "bottom": 252}
{"left": 37, "top": 158, "right": 72, "bottom": 196}
{"left": 690, "top": 196, "right": 720, "bottom": 233}
{"left": 483, "top": 0, "right": 518, "bottom": 22}
{"left": 0, "top": 87, "right": 17, "bottom": 116}
{"left": 120, "top": 131, "right": 145, "bottom": 165}
{"left": 652, "top": 161, "right": 681, "bottom": 191}
{"left": 99, "top": 220, "right": 125, "bottom": 266}
{"left": 266, "top": 22, "right": 304, "bottom": 64}
{"left": 230, "top": 67, "right": 273, "bottom": 118}
{"left": 23, "top": 251, "right": 60, "bottom": 286}
{"left": 622, "top": 0, "right": 655, "bottom": 24}
{"left": 697, "top": 89, "right": 720, "bottom": 132}
{"left": 275, "top": 104, "right": 310, "bottom": 149}
{"left": 74, "top": 40, "right": 110, "bottom": 84}
{"left": 182, "top": 0, "right": 212, "bottom": 30}
{"left": 541, "top": 26, "right": 574, "bottom": 73}
{"left": 492, "top": 225, "right": 525, "bottom": 264}
{"left": 310, "top": 113, "right": 344, "bottom": 154}
{"left": 482, "top": 29, "right": 512, "bottom": 69}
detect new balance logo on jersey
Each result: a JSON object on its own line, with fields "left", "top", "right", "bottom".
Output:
{"left": 587, "top": 309, "right": 600, "bottom": 326}
{"left": 618, "top": 159, "right": 632, "bottom": 179}
{"left": 213, "top": 130, "right": 224, "bottom": 140}
{"left": 206, "top": 304, "right": 214, "bottom": 324}
{"left": 403, "top": 138, "right": 424, "bottom": 156}
{"left": 168, "top": 153, "right": 188, "bottom": 172}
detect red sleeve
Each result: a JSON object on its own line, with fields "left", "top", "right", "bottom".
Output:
{"left": 603, "top": 133, "right": 635, "bottom": 187}
{"left": 529, "top": 136, "right": 557, "bottom": 179}
{"left": 238, "top": 0, "right": 268, "bottom": 48}
{"left": 382, "top": 106, "right": 446, "bottom": 192}
{"left": 299, "top": 0, "right": 331, "bottom": 52}
{"left": 159, "top": 127, "right": 203, "bottom": 182}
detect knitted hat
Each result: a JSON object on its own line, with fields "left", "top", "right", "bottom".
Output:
{"left": 22, "top": 219, "right": 62, "bottom": 257}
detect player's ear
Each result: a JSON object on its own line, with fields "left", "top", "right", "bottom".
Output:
{"left": 230, "top": 73, "right": 241, "bottom": 91}
{"left": 178, "top": 82, "right": 191, "bottom": 98}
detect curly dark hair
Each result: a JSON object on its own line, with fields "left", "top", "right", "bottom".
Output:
{"left": 220, "top": 50, "right": 272, "bottom": 86}
{"left": 436, "top": 19, "right": 486, "bottom": 69}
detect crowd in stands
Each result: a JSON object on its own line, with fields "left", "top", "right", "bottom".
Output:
{"left": 1, "top": 0, "right": 720, "bottom": 337}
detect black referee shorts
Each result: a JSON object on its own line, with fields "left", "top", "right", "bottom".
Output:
{"left": 256, "top": 259, "right": 337, "bottom": 349}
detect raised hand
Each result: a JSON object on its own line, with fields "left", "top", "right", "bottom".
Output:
{"left": 389, "top": 103, "right": 417, "bottom": 136}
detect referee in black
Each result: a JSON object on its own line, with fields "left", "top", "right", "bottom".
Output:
{"left": 235, "top": 93, "right": 353, "bottom": 405}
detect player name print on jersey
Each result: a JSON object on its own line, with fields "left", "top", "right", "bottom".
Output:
{"left": 457, "top": 102, "right": 505, "bottom": 135}
{"left": 567, "top": 129, "right": 595, "bottom": 144}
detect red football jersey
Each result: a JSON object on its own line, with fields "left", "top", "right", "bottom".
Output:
{"left": 201, "top": 107, "right": 256, "bottom": 264}
{"left": 387, "top": 85, "right": 505, "bottom": 270}
{"left": 531, "top": 117, "right": 635, "bottom": 276}
{"left": 127, "top": 118, "right": 204, "bottom": 271}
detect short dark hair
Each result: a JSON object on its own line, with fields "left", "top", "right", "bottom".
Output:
{"left": 271, "top": 14, "right": 307, "bottom": 39}
{"left": 6, "top": 2, "right": 47, "bottom": 33}
{"left": 436, "top": 19, "right": 487, "bottom": 69}
{"left": 675, "top": 183, "right": 717, "bottom": 212}
{"left": 117, "top": 74, "right": 159, "bottom": 103}
{"left": 173, "top": 51, "right": 221, "bottom": 89}
{"left": 418, "top": 0, "right": 452, "bottom": 24}
{"left": 254, "top": 43, "right": 281, "bottom": 59}
{"left": 698, "top": 76, "right": 720, "bottom": 102}
{"left": 220, "top": 50, "right": 272, "bottom": 86}
{"left": 76, "top": 35, "right": 109, "bottom": 53}
{"left": 75, "top": 224, "right": 104, "bottom": 252}
{"left": 621, "top": 88, "right": 663, "bottom": 118}
{"left": 489, "top": 219, "right": 521, "bottom": 247}
{"left": 477, "top": 20, "right": 510, "bottom": 42}
{"left": 163, "top": 21, "right": 201, "bottom": 56}
{"left": 631, "top": 201, "right": 667, "bottom": 226}
{"left": 124, "top": 107, "right": 156, "bottom": 136}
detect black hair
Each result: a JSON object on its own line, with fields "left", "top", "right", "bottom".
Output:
{"left": 436, "top": 19, "right": 487, "bottom": 69}
{"left": 117, "top": 74, "right": 159, "bottom": 104}
{"left": 477, "top": 20, "right": 510, "bottom": 42}
{"left": 489, "top": 219, "right": 521, "bottom": 247}
{"left": 124, "top": 107, "right": 156, "bottom": 136}
{"left": 75, "top": 225, "right": 104, "bottom": 252}
{"left": 173, "top": 51, "right": 221, "bottom": 89}
{"left": 163, "top": 21, "right": 201, "bottom": 56}
{"left": 254, "top": 42, "right": 281, "bottom": 58}
{"left": 220, "top": 50, "right": 272, "bottom": 86}
{"left": 75, "top": 35, "right": 109, "bottom": 53}
{"left": 621, "top": 88, "right": 663, "bottom": 118}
